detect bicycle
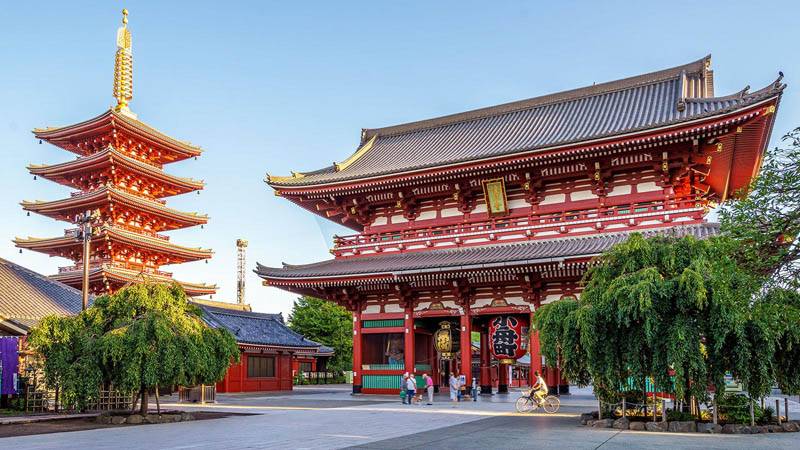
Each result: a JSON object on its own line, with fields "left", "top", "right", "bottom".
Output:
{"left": 515, "top": 390, "right": 560, "bottom": 414}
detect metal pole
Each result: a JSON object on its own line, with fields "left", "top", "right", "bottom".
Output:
{"left": 82, "top": 222, "right": 90, "bottom": 310}
{"left": 622, "top": 397, "right": 626, "bottom": 418}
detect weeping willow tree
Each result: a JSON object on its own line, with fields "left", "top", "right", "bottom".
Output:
{"left": 534, "top": 128, "right": 800, "bottom": 405}
{"left": 536, "top": 234, "right": 754, "bottom": 404}
{"left": 29, "top": 283, "right": 240, "bottom": 414}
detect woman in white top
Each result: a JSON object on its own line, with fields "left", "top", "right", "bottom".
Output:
{"left": 449, "top": 373, "right": 459, "bottom": 402}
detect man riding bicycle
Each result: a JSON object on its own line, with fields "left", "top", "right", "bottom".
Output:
{"left": 530, "top": 371, "right": 548, "bottom": 404}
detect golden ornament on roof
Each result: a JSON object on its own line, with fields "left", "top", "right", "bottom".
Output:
{"left": 113, "top": 9, "right": 135, "bottom": 117}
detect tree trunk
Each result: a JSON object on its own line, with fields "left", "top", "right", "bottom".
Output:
{"left": 131, "top": 391, "right": 140, "bottom": 414}
{"left": 55, "top": 384, "right": 60, "bottom": 413}
{"left": 155, "top": 384, "right": 161, "bottom": 415}
{"left": 139, "top": 386, "right": 148, "bottom": 415}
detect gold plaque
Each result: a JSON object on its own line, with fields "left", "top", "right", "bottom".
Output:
{"left": 482, "top": 178, "right": 509, "bottom": 217}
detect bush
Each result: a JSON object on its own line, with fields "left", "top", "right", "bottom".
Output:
{"left": 717, "top": 393, "right": 765, "bottom": 424}
{"left": 666, "top": 409, "right": 695, "bottom": 422}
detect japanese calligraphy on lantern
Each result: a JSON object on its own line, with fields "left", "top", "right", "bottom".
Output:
{"left": 489, "top": 315, "right": 528, "bottom": 364}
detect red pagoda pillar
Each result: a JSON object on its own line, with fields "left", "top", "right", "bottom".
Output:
{"left": 529, "top": 314, "right": 543, "bottom": 388}
{"left": 459, "top": 313, "right": 472, "bottom": 384}
{"left": 352, "top": 310, "right": 362, "bottom": 393}
{"left": 479, "top": 325, "right": 492, "bottom": 394}
{"left": 404, "top": 307, "right": 415, "bottom": 374}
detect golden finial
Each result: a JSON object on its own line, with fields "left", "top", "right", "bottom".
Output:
{"left": 113, "top": 8, "right": 136, "bottom": 118}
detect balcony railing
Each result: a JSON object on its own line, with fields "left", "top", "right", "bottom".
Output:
{"left": 58, "top": 261, "right": 173, "bottom": 278}
{"left": 333, "top": 198, "right": 704, "bottom": 255}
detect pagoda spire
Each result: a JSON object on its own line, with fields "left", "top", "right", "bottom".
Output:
{"left": 113, "top": 9, "right": 135, "bottom": 118}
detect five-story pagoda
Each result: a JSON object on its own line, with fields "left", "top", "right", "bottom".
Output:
{"left": 15, "top": 10, "right": 216, "bottom": 297}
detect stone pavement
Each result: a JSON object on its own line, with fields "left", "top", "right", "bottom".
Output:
{"left": 1, "top": 385, "right": 799, "bottom": 449}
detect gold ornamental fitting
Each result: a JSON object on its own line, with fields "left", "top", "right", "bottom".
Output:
{"left": 498, "top": 358, "right": 515, "bottom": 365}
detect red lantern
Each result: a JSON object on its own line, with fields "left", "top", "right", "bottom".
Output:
{"left": 489, "top": 315, "right": 529, "bottom": 364}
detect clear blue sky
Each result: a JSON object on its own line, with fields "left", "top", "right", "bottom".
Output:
{"left": 1, "top": 0, "right": 798, "bottom": 317}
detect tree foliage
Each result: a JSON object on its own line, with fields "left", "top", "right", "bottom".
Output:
{"left": 29, "top": 284, "right": 240, "bottom": 413}
{"left": 534, "top": 128, "right": 800, "bottom": 404}
{"left": 719, "top": 127, "right": 800, "bottom": 287}
{"left": 288, "top": 296, "right": 352, "bottom": 372}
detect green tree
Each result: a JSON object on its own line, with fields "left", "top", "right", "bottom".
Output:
{"left": 29, "top": 283, "right": 240, "bottom": 414}
{"left": 28, "top": 314, "right": 102, "bottom": 411}
{"left": 288, "top": 296, "right": 352, "bottom": 372}
{"left": 719, "top": 127, "right": 800, "bottom": 287}
{"left": 534, "top": 128, "right": 800, "bottom": 406}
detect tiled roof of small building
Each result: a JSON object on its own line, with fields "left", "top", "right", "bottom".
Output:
{"left": 257, "top": 223, "right": 719, "bottom": 279}
{"left": 198, "top": 304, "right": 331, "bottom": 352}
{"left": 0, "top": 258, "right": 84, "bottom": 333}
{"left": 269, "top": 56, "right": 784, "bottom": 187}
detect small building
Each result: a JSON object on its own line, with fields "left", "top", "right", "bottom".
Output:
{"left": 0, "top": 257, "right": 83, "bottom": 336}
{"left": 197, "top": 301, "right": 333, "bottom": 393}
{"left": 0, "top": 257, "right": 85, "bottom": 399}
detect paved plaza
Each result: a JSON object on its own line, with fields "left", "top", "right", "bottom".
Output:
{"left": 1, "top": 385, "right": 799, "bottom": 449}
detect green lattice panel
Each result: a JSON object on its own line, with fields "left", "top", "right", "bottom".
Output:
{"left": 363, "top": 375, "right": 402, "bottom": 389}
{"left": 363, "top": 364, "right": 404, "bottom": 370}
{"left": 362, "top": 319, "right": 403, "bottom": 328}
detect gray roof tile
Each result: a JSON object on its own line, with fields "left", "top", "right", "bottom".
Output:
{"left": 256, "top": 223, "right": 719, "bottom": 279}
{"left": 0, "top": 257, "right": 84, "bottom": 332}
{"left": 199, "top": 304, "right": 329, "bottom": 351}
{"left": 270, "top": 57, "right": 783, "bottom": 187}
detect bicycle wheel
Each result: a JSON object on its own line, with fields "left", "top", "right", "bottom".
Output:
{"left": 515, "top": 396, "right": 535, "bottom": 413}
{"left": 543, "top": 396, "right": 560, "bottom": 413}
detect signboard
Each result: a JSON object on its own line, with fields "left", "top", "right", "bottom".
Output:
{"left": 482, "top": 178, "right": 509, "bottom": 217}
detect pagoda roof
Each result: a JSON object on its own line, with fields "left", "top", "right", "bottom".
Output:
{"left": 51, "top": 264, "right": 217, "bottom": 297}
{"left": 268, "top": 56, "right": 784, "bottom": 189}
{"left": 257, "top": 223, "right": 718, "bottom": 282}
{"left": 33, "top": 109, "right": 202, "bottom": 164}
{"left": 14, "top": 225, "right": 213, "bottom": 263}
{"left": 198, "top": 304, "right": 330, "bottom": 352}
{"left": 28, "top": 146, "right": 204, "bottom": 196}
{"left": 21, "top": 185, "right": 208, "bottom": 230}
{"left": 0, "top": 257, "right": 84, "bottom": 335}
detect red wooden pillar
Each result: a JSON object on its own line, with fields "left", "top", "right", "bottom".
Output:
{"left": 239, "top": 352, "right": 245, "bottom": 393}
{"left": 529, "top": 319, "right": 543, "bottom": 388}
{"left": 404, "top": 306, "right": 415, "bottom": 374}
{"left": 431, "top": 333, "right": 440, "bottom": 392}
{"left": 498, "top": 362, "right": 509, "bottom": 393}
{"left": 459, "top": 312, "right": 471, "bottom": 384}
{"left": 544, "top": 366, "right": 559, "bottom": 395}
{"left": 479, "top": 325, "right": 492, "bottom": 394}
{"left": 352, "top": 309, "right": 362, "bottom": 393}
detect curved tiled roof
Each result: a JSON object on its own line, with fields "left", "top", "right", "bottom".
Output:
{"left": 21, "top": 185, "right": 208, "bottom": 229}
{"left": 269, "top": 56, "right": 784, "bottom": 187}
{"left": 0, "top": 258, "right": 84, "bottom": 333}
{"left": 257, "top": 223, "right": 719, "bottom": 279}
{"left": 198, "top": 304, "right": 329, "bottom": 351}
{"left": 28, "top": 146, "right": 204, "bottom": 195}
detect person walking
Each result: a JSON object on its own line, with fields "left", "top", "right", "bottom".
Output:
{"left": 401, "top": 373, "right": 409, "bottom": 404}
{"left": 406, "top": 372, "right": 416, "bottom": 405}
{"left": 423, "top": 373, "right": 434, "bottom": 405}
{"left": 472, "top": 376, "right": 478, "bottom": 401}
{"left": 449, "top": 373, "right": 459, "bottom": 403}
{"left": 458, "top": 372, "right": 466, "bottom": 402}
